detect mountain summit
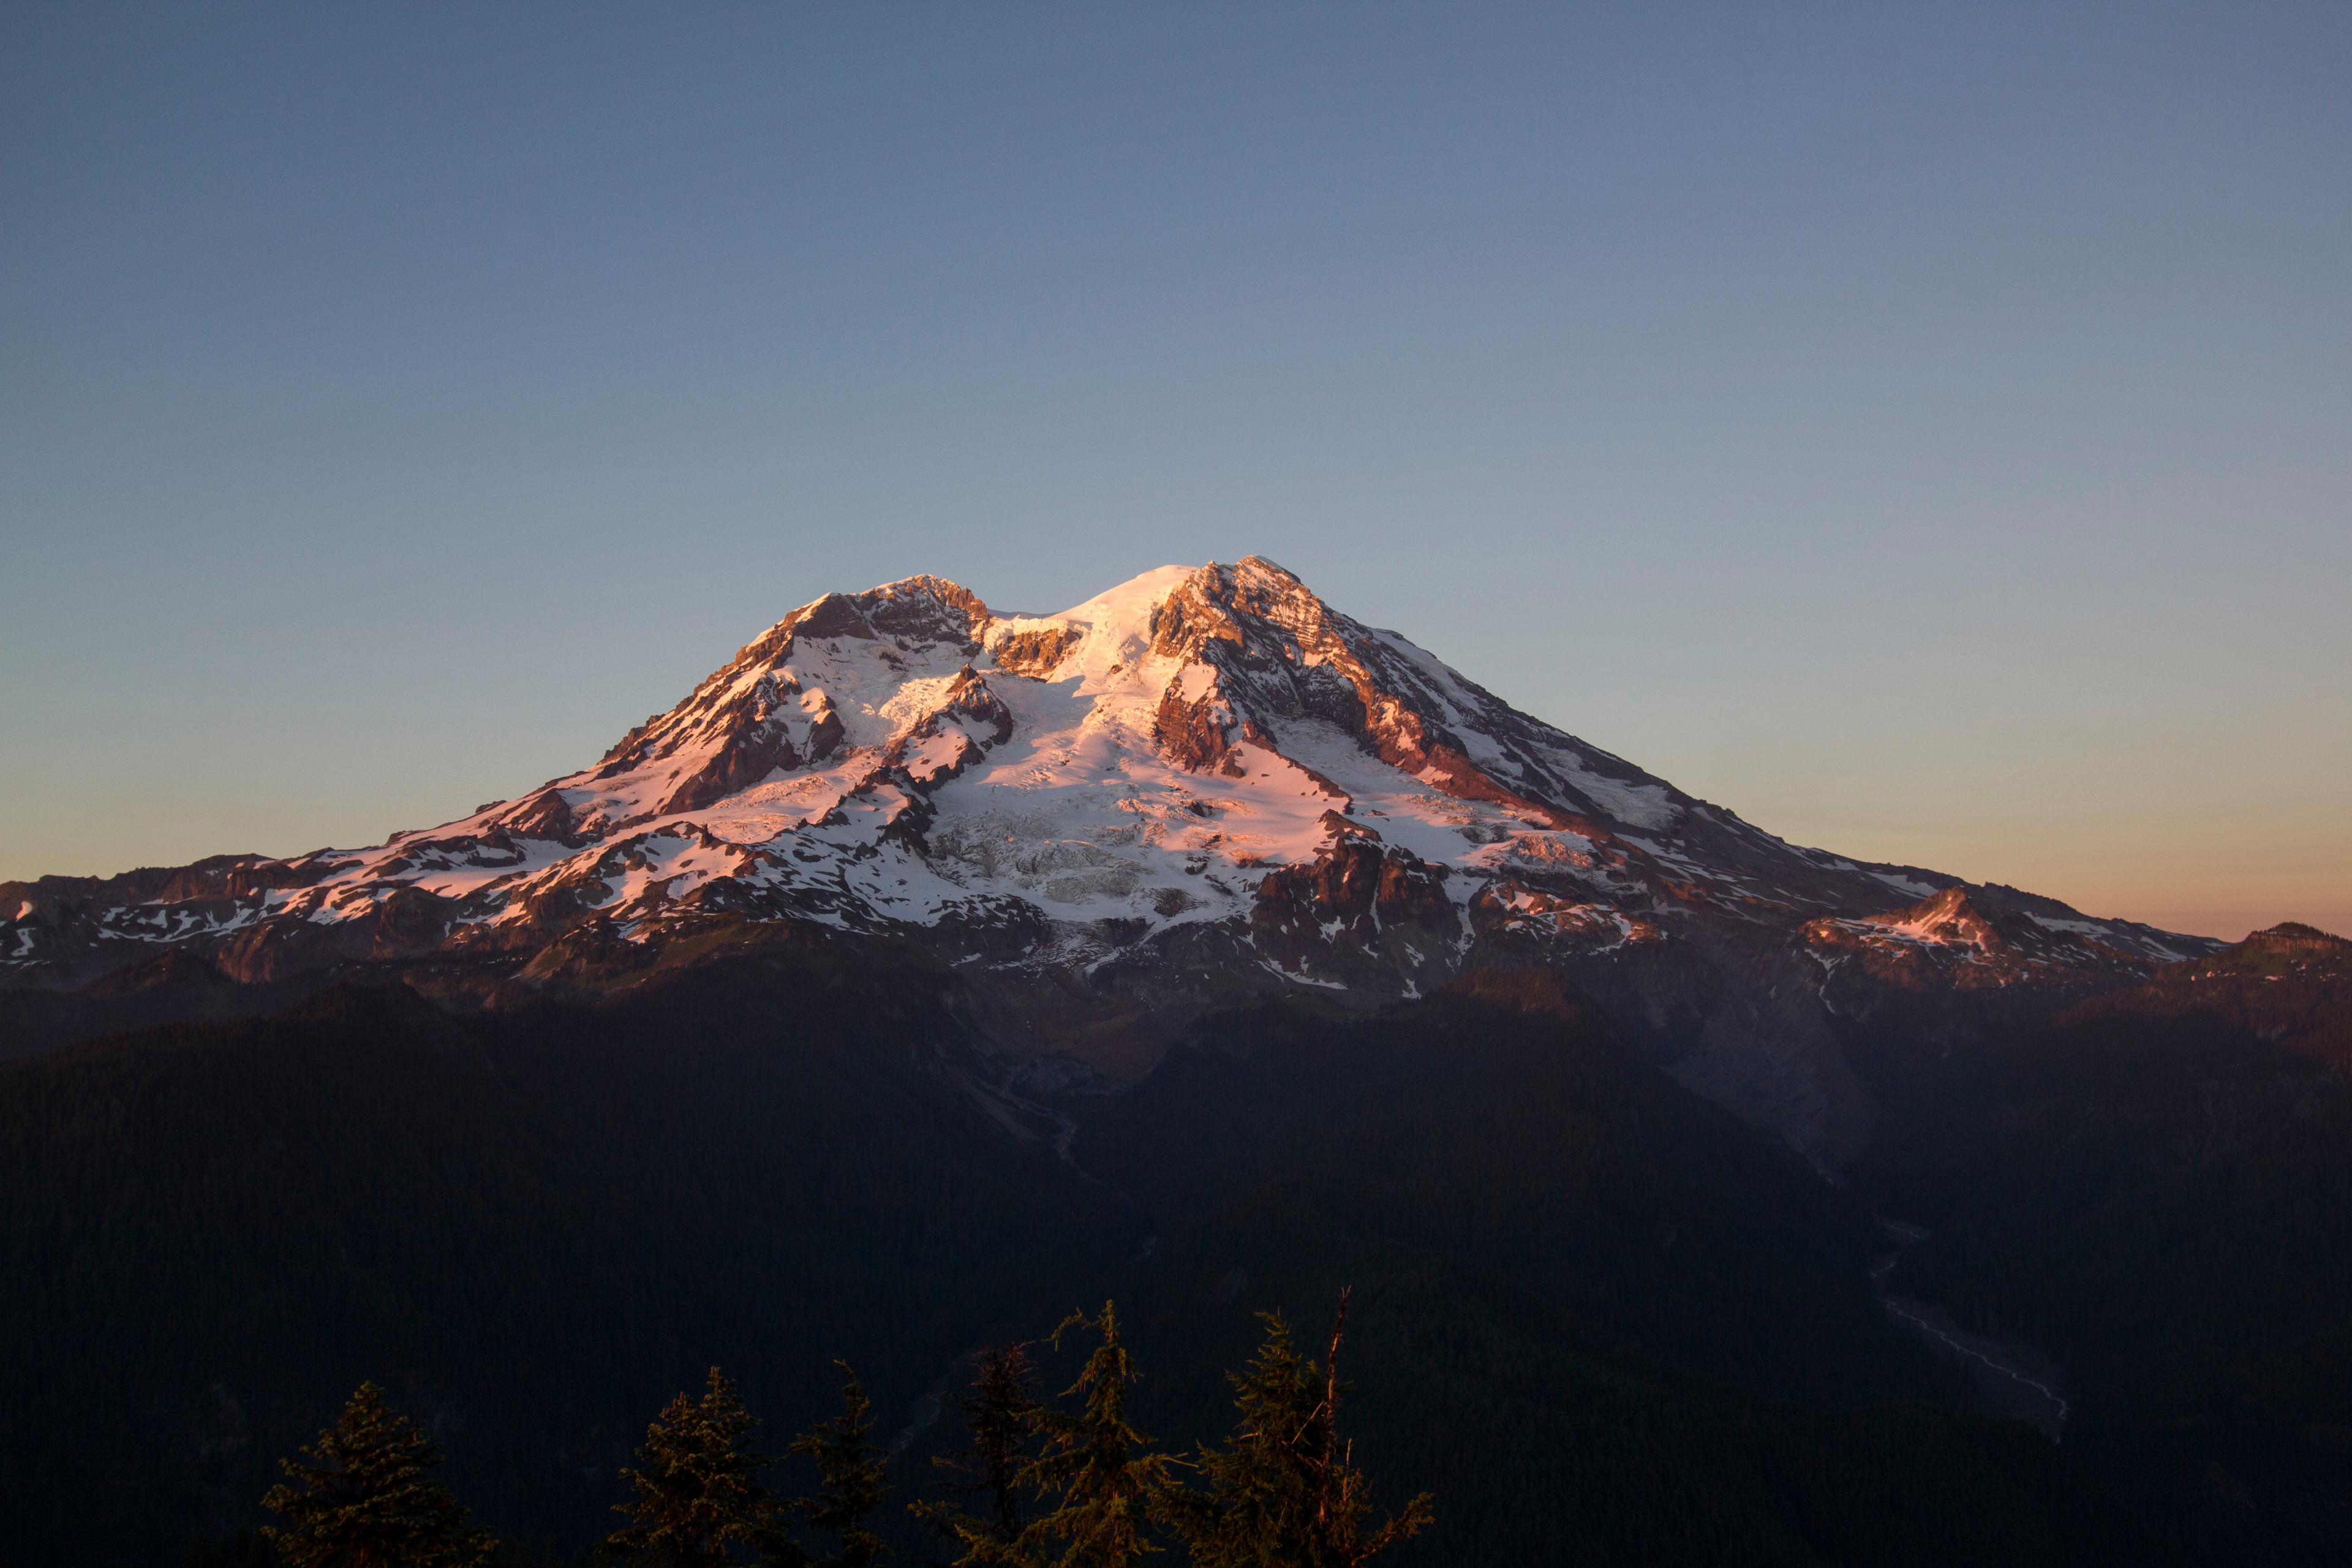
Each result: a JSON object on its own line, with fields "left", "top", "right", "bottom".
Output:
{"left": 0, "top": 557, "right": 2212, "bottom": 1143}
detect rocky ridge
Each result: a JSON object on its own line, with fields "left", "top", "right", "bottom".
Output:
{"left": 2060, "top": 921, "right": 2352, "bottom": 1066}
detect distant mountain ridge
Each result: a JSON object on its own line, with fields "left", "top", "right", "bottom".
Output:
{"left": 0, "top": 557, "right": 2219, "bottom": 1148}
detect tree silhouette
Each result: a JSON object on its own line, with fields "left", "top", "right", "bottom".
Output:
{"left": 606, "top": 1367, "right": 799, "bottom": 1567}
{"left": 260, "top": 1381, "right": 495, "bottom": 1568}
{"left": 911, "top": 1344, "right": 1044, "bottom": 1564}
{"left": 1172, "top": 1293, "right": 1431, "bottom": 1568}
{"left": 1011, "top": 1303, "right": 1179, "bottom": 1568}
{"left": 790, "top": 1362, "right": 891, "bottom": 1568}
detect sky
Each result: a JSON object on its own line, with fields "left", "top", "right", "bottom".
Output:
{"left": 2, "top": 2, "right": 2346, "bottom": 941}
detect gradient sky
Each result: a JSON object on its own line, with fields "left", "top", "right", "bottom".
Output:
{"left": 4, "top": 3, "right": 2346, "bottom": 940}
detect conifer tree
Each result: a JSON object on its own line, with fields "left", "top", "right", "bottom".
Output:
{"left": 789, "top": 1362, "right": 891, "bottom": 1568}
{"left": 260, "top": 1381, "right": 496, "bottom": 1568}
{"left": 1010, "top": 1303, "right": 1178, "bottom": 1568}
{"left": 911, "top": 1344, "right": 1043, "bottom": 1564}
{"left": 1171, "top": 1293, "right": 1431, "bottom": 1568}
{"left": 605, "top": 1367, "right": 800, "bottom": 1567}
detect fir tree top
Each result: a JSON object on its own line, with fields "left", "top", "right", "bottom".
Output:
{"left": 789, "top": 1362, "right": 891, "bottom": 1568}
{"left": 261, "top": 1382, "right": 495, "bottom": 1568}
{"left": 1011, "top": 1302, "right": 1182, "bottom": 1568}
{"left": 1172, "top": 1295, "right": 1431, "bottom": 1568}
{"left": 606, "top": 1366, "right": 799, "bottom": 1567}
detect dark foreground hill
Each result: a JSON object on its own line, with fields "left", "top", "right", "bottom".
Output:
{"left": 1, "top": 955, "right": 2144, "bottom": 1567}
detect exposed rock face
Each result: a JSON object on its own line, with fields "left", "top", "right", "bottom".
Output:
{"left": 0, "top": 556, "right": 2223, "bottom": 1152}
{"left": 1803, "top": 883, "right": 2179, "bottom": 1005}
{"left": 1150, "top": 672, "right": 1237, "bottom": 774}
{"left": 1248, "top": 816, "right": 1458, "bottom": 991}
{"left": 987, "top": 622, "right": 1084, "bottom": 679}
{"left": 884, "top": 666, "right": 1015, "bottom": 781}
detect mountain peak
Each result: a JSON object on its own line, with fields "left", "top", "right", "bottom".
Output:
{"left": 2247, "top": 920, "right": 2346, "bottom": 949}
{"left": 1, "top": 558, "right": 2220, "bottom": 1126}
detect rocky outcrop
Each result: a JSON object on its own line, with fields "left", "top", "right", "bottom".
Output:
{"left": 1152, "top": 671, "right": 1234, "bottom": 772}
{"left": 986, "top": 622, "right": 1083, "bottom": 679}
{"left": 1804, "top": 883, "right": 2166, "bottom": 1002}
{"left": 885, "top": 666, "right": 1014, "bottom": 784}
{"left": 1248, "top": 817, "right": 1457, "bottom": 987}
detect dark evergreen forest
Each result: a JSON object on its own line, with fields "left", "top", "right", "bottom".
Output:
{"left": 1846, "top": 978, "right": 2352, "bottom": 1563}
{"left": 1, "top": 947, "right": 2344, "bottom": 1564}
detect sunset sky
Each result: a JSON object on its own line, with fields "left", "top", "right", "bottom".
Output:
{"left": 4, "top": 3, "right": 2346, "bottom": 940}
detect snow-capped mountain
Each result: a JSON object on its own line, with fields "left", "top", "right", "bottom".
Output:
{"left": 0, "top": 558, "right": 2215, "bottom": 1142}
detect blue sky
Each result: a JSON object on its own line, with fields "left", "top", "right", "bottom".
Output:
{"left": 4, "top": 2, "right": 2346, "bottom": 937}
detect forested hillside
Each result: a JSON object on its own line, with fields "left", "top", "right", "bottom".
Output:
{"left": 0, "top": 958, "right": 2153, "bottom": 1565}
{"left": 1847, "top": 926, "right": 2352, "bottom": 1564}
{"left": 1077, "top": 970, "right": 2141, "bottom": 1566}
{"left": 0, "top": 950, "right": 1125, "bottom": 1563}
